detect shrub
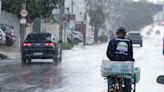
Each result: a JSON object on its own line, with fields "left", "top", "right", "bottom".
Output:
{"left": 99, "top": 32, "right": 108, "bottom": 43}
{"left": 61, "top": 42, "right": 72, "bottom": 50}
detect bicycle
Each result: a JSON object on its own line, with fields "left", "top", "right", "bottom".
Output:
{"left": 101, "top": 60, "right": 140, "bottom": 92}
{"left": 106, "top": 73, "right": 136, "bottom": 92}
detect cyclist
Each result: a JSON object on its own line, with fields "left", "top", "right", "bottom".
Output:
{"left": 106, "top": 27, "right": 134, "bottom": 92}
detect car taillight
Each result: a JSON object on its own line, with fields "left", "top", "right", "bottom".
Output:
{"left": 11, "top": 32, "right": 15, "bottom": 36}
{"left": 23, "top": 43, "right": 32, "bottom": 47}
{"left": 45, "top": 43, "right": 56, "bottom": 47}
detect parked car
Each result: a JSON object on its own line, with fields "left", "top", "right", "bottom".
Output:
{"left": 0, "top": 24, "right": 16, "bottom": 46}
{"left": 146, "top": 31, "right": 151, "bottom": 35}
{"left": 21, "top": 32, "right": 62, "bottom": 64}
{"left": 127, "top": 31, "right": 143, "bottom": 47}
{"left": 67, "top": 30, "right": 83, "bottom": 45}
{"left": 155, "top": 30, "right": 160, "bottom": 35}
{"left": 0, "top": 28, "right": 6, "bottom": 45}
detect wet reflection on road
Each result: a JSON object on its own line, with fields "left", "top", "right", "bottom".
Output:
{"left": 0, "top": 60, "right": 63, "bottom": 91}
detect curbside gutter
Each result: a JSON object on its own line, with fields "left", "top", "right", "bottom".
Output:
{"left": 0, "top": 53, "right": 8, "bottom": 59}
{"left": 0, "top": 46, "right": 20, "bottom": 59}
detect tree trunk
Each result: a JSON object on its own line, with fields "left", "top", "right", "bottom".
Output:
{"left": 94, "top": 25, "right": 99, "bottom": 43}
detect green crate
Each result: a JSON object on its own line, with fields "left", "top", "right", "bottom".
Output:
{"left": 131, "top": 67, "right": 140, "bottom": 83}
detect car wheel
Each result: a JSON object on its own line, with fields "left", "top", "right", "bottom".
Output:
{"left": 73, "top": 38, "right": 79, "bottom": 45}
{"left": 27, "top": 59, "right": 32, "bottom": 64}
{"left": 140, "top": 43, "right": 143, "bottom": 47}
{"left": 5, "top": 38, "right": 14, "bottom": 46}
{"left": 53, "top": 56, "right": 58, "bottom": 65}
{"left": 58, "top": 50, "right": 62, "bottom": 63}
{"left": 21, "top": 55, "right": 26, "bottom": 65}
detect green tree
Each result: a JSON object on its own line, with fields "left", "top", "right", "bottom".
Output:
{"left": 2, "top": 0, "right": 22, "bottom": 18}
{"left": 89, "top": 5, "right": 105, "bottom": 43}
{"left": 2, "top": 0, "right": 63, "bottom": 22}
{"left": 120, "top": 0, "right": 156, "bottom": 31}
{"left": 105, "top": 0, "right": 157, "bottom": 31}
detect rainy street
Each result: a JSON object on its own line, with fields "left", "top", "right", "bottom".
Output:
{"left": 0, "top": 27, "right": 164, "bottom": 92}
{"left": 0, "top": 0, "right": 164, "bottom": 92}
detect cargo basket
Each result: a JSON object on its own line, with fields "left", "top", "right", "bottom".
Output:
{"left": 101, "top": 60, "right": 134, "bottom": 77}
{"left": 131, "top": 67, "right": 140, "bottom": 83}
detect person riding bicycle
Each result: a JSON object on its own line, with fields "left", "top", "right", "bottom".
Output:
{"left": 106, "top": 27, "right": 134, "bottom": 92}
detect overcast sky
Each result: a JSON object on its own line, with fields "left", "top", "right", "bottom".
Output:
{"left": 147, "top": 0, "right": 164, "bottom": 3}
{"left": 134, "top": 0, "right": 164, "bottom": 3}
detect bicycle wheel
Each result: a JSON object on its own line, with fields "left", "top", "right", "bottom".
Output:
{"left": 133, "top": 74, "right": 136, "bottom": 92}
{"left": 119, "top": 78, "right": 123, "bottom": 92}
{"left": 108, "top": 86, "right": 114, "bottom": 92}
{"left": 107, "top": 77, "right": 114, "bottom": 92}
{"left": 107, "top": 77, "right": 123, "bottom": 92}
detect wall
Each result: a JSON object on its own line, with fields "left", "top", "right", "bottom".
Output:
{"left": 41, "top": 23, "right": 60, "bottom": 41}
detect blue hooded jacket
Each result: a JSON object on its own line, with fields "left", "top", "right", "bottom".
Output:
{"left": 106, "top": 37, "right": 134, "bottom": 61}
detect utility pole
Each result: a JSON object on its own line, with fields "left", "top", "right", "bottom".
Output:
{"left": 71, "top": 0, "right": 73, "bottom": 14}
{"left": 59, "top": 1, "right": 64, "bottom": 43}
{"left": 64, "top": 7, "right": 70, "bottom": 43}
{"left": 83, "top": 0, "right": 90, "bottom": 45}
{"left": 70, "top": 0, "right": 74, "bottom": 47}
{"left": 0, "top": 0, "right": 2, "bottom": 14}
{"left": 20, "top": 0, "right": 27, "bottom": 48}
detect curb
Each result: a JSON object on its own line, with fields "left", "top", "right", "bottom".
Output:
{"left": 0, "top": 53, "right": 8, "bottom": 59}
{"left": 0, "top": 46, "right": 20, "bottom": 59}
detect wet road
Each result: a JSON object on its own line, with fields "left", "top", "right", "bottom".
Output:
{"left": 0, "top": 60, "right": 63, "bottom": 92}
{"left": 0, "top": 44, "right": 106, "bottom": 92}
{"left": 0, "top": 36, "right": 164, "bottom": 92}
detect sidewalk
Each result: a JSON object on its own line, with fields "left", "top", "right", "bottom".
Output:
{"left": 0, "top": 46, "right": 20, "bottom": 59}
{"left": 0, "top": 43, "right": 90, "bottom": 59}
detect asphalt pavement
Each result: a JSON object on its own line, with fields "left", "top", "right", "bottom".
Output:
{"left": 0, "top": 46, "right": 20, "bottom": 59}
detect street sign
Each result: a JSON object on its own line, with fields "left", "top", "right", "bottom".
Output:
{"left": 21, "top": 9, "right": 28, "bottom": 17}
{"left": 20, "top": 18, "right": 27, "bottom": 24}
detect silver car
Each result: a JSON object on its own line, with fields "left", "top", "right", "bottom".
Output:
{"left": 67, "top": 30, "right": 84, "bottom": 45}
{"left": 0, "top": 28, "right": 6, "bottom": 45}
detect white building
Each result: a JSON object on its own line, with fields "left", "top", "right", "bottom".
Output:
{"left": 64, "top": 0, "right": 94, "bottom": 44}
{"left": 65, "top": 0, "right": 85, "bottom": 21}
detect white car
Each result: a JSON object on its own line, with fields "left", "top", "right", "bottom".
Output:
{"left": 67, "top": 30, "right": 84, "bottom": 44}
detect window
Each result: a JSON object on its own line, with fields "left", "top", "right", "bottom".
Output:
{"left": 26, "top": 33, "right": 52, "bottom": 41}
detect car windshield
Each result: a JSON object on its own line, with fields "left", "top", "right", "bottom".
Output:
{"left": 26, "top": 33, "right": 52, "bottom": 42}
{"left": 0, "top": 25, "right": 13, "bottom": 32}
